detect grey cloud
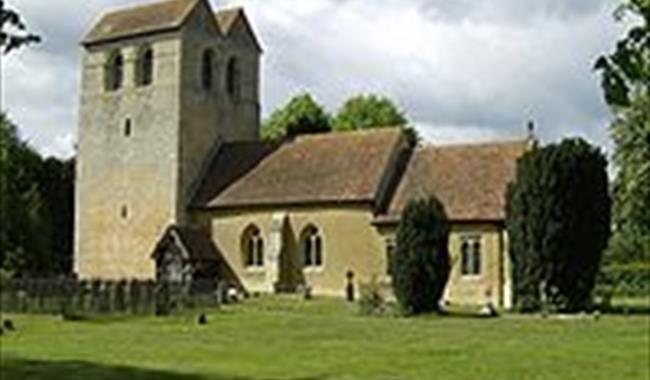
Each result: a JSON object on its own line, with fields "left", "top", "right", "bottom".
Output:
{"left": 246, "top": 0, "right": 618, "bottom": 145}
{"left": 3, "top": 0, "right": 621, "bottom": 158}
{"left": 416, "top": 0, "right": 615, "bottom": 24}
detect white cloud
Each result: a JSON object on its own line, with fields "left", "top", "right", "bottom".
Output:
{"left": 2, "top": 0, "right": 623, "bottom": 158}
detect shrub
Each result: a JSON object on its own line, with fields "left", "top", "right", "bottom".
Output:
{"left": 506, "top": 138, "right": 611, "bottom": 312}
{"left": 599, "top": 263, "right": 650, "bottom": 298}
{"left": 391, "top": 196, "right": 451, "bottom": 315}
{"left": 358, "top": 276, "right": 385, "bottom": 316}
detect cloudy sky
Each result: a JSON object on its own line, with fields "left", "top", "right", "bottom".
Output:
{"left": 2, "top": 0, "right": 623, "bottom": 158}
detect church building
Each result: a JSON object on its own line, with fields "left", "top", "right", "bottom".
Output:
{"left": 75, "top": 0, "right": 528, "bottom": 308}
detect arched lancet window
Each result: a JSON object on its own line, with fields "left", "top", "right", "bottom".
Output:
{"left": 106, "top": 51, "right": 124, "bottom": 92}
{"left": 124, "top": 118, "right": 132, "bottom": 137}
{"left": 226, "top": 56, "right": 241, "bottom": 101}
{"left": 471, "top": 240, "right": 481, "bottom": 275}
{"left": 241, "top": 225, "right": 264, "bottom": 268}
{"left": 201, "top": 49, "right": 214, "bottom": 90}
{"left": 385, "top": 237, "right": 396, "bottom": 275}
{"left": 460, "top": 236, "right": 481, "bottom": 276}
{"left": 301, "top": 225, "right": 323, "bottom": 268}
{"left": 137, "top": 47, "right": 154, "bottom": 87}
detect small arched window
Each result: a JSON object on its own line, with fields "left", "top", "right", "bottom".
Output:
{"left": 301, "top": 225, "right": 323, "bottom": 268}
{"left": 385, "top": 237, "right": 396, "bottom": 275}
{"left": 460, "top": 236, "right": 481, "bottom": 276}
{"left": 226, "top": 56, "right": 241, "bottom": 101}
{"left": 124, "top": 118, "right": 132, "bottom": 137}
{"left": 137, "top": 47, "right": 154, "bottom": 87}
{"left": 201, "top": 49, "right": 214, "bottom": 90}
{"left": 242, "top": 225, "right": 264, "bottom": 268}
{"left": 106, "top": 51, "right": 124, "bottom": 92}
{"left": 472, "top": 240, "right": 481, "bottom": 274}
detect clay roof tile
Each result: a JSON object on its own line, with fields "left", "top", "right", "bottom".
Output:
{"left": 193, "top": 128, "right": 405, "bottom": 209}
{"left": 83, "top": 0, "right": 199, "bottom": 45}
{"left": 380, "top": 140, "right": 528, "bottom": 222}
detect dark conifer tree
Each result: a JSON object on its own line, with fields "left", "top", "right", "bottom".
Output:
{"left": 391, "top": 197, "right": 451, "bottom": 315}
{"left": 507, "top": 138, "right": 611, "bottom": 311}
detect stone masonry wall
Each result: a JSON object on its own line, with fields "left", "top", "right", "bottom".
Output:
{"left": 75, "top": 33, "right": 183, "bottom": 280}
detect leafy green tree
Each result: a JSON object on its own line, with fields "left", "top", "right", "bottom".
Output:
{"left": 0, "top": 1, "right": 41, "bottom": 54}
{"left": 333, "top": 93, "right": 418, "bottom": 144}
{"left": 595, "top": 0, "right": 650, "bottom": 265}
{"left": 333, "top": 94, "right": 407, "bottom": 131}
{"left": 594, "top": 0, "right": 649, "bottom": 107}
{"left": 606, "top": 95, "right": 650, "bottom": 265}
{"left": 391, "top": 196, "right": 451, "bottom": 315}
{"left": 39, "top": 157, "right": 75, "bottom": 274}
{"left": 506, "top": 139, "right": 611, "bottom": 312}
{"left": 0, "top": 113, "right": 53, "bottom": 277}
{"left": 261, "top": 93, "right": 331, "bottom": 140}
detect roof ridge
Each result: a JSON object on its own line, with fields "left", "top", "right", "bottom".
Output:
{"left": 418, "top": 138, "right": 528, "bottom": 151}
{"left": 83, "top": 0, "right": 202, "bottom": 45}
{"left": 215, "top": 5, "right": 244, "bottom": 13}
{"left": 214, "top": 6, "right": 243, "bottom": 34}
{"left": 102, "top": 0, "right": 197, "bottom": 19}
{"left": 294, "top": 127, "right": 402, "bottom": 142}
{"left": 212, "top": 6, "right": 263, "bottom": 51}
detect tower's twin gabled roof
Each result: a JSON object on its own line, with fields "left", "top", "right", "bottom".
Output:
{"left": 83, "top": 0, "right": 259, "bottom": 47}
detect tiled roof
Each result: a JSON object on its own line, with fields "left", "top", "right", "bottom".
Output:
{"left": 83, "top": 0, "right": 252, "bottom": 45}
{"left": 214, "top": 7, "right": 263, "bottom": 52}
{"left": 172, "top": 225, "right": 220, "bottom": 261}
{"left": 191, "top": 141, "right": 280, "bottom": 208}
{"left": 153, "top": 225, "right": 219, "bottom": 261}
{"left": 378, "top": 140, "right": 528, "bottom": 223}
{"left": 214, "top": 7, "right": 241, "bottom": 34}
{"left": 193, "top": 128, "right": 405, "bottom": 209}
{"left": 83, "top": 0, "right": 199, "bottom": 45}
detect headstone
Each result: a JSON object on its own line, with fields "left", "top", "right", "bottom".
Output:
{"left": 227, "top": 286, "right": 240, "bottom": 303}
{"left": 479, "top": 303, "right": 498, "bottom": 317}
{"left": 303, "top": 284, "right": 312, "bottom": 300}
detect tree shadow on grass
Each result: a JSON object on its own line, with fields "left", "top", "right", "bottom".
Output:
{"left": 0, "top": 358, "right": 329, "bottom": 380}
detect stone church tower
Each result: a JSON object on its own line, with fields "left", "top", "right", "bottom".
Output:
{"left": 75, "top": 0, "right": 261, "bottom": 279}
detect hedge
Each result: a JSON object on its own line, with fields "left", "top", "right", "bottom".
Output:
{"left": 598, "top": 263, "right": 650, "bottom": 298}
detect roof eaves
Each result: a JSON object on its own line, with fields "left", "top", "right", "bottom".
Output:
{"left": 82, "top": 25, "right": 181, "bottom": 47}
{"left": 194, "top": 198, "right": 375, "bottom": 212}
{"left": 82, "top": 0, "right": 201, "bottom": 46}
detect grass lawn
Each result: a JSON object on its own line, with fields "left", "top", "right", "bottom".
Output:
{"left": 1, "top": 296, "right": 648, "bottom": 380}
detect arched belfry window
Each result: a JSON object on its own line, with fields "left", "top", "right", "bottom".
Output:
{"left": 106, "top": 51, "right": 124, "bottom": 92}
{"left": 301, "top": 225, "right": 323, "bottom": 268}
{"left": 137, "top": 47, "right": 154, "bottom": 87}
{"left": 242, "top": 225, "right": 264, "bottom": 268}
{"left": 226, "top": 56, "right": 241, "bottom": 101}
{"left": 201, "top": 49, "right": 214, "bottom": 90}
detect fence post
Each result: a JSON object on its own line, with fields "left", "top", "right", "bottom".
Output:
{"left": 59, "top": 278, "right": 70, "bottom": 317}
{"left": 155, "top": 280, "right": 171, "bottom": 316}
{"left": 102, "top": 281, "right": 114, "bottom": 314}
{"left": 115, "top": 280, "right": 127, "bottom": 313}
{"left": 128, "top": 280, "right": 140, "bottom": 314}
{"left": 144, "top": 280, "right": 155, "bottom": 315}
{"left": 76, "top": 280, "right": 88, "bottom": 313}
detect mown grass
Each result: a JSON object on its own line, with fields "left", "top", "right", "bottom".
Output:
{"left": 1, "top": 296, "right": 648, "bottom": 380}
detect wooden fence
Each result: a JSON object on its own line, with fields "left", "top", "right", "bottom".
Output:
{"left": 0, "top": 278, "right": 225, "bottom": 316}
